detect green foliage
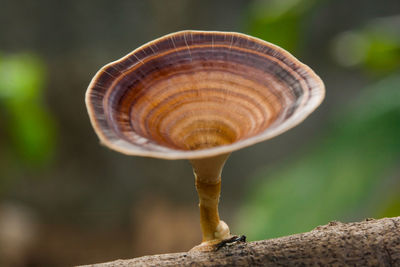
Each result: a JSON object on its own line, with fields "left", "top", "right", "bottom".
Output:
{"left": 245, "top": 0, "right": 317, "bottom": 53}
{"left": 0, "top": 53, "right": 44, "bottom": 100}
{"left": 236, "top": 74, "right": 400, "bottom": 240}
{"left": 0, "top": 53, "right": 56, "bottom": 166}
{"left": 332, "top": 16, "right": 400, "bottom": 74}
{"left": 364, "top": 32, "right": 400, "bottom": 73}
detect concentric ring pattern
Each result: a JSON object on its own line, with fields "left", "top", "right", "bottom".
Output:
{"left": 86, "top": 31, "right": 325, "bottom": 159}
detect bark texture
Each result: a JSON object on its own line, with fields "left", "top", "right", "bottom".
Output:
{"left": 81, "top": 216, "right": 400, "bottom": 267}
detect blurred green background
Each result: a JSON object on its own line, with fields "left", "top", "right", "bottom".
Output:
{"left": 0, "top": 0, "right": 399, "bottom": 266}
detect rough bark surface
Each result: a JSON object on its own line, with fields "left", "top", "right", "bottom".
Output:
{"left": 81, "top": 216, "right": 400, "bottom": 267}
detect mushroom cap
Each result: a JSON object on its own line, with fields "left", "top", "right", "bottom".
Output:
{"left": 86, "top": 31, "right": 325, "bottom": 160}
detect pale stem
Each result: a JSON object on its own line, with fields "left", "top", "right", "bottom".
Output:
{"left": 190, "top": 153, "right": 231, "bottom": 243}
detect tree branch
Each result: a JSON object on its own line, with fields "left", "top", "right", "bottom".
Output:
{"left": 81, "top": 216, "right": 400, "bottom": 266}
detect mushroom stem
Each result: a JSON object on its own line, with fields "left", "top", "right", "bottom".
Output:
{"left": 190, "top": 153, "right": 231, "bottom": 246}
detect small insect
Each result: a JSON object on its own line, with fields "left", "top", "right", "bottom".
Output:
{"left": 215, "top": 235, "right": 247, "bottom": 251}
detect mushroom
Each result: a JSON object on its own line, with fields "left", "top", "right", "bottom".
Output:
{"left": 85, "top": 31, "right": 325, "bottom": 250}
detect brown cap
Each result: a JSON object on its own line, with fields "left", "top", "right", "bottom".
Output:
{"left": 85, "top": 30, "right": 325, "bottom": 159}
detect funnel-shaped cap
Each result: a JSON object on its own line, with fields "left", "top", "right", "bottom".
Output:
{"left": 86, "top": 31, "right": 325, "bottom": 159}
